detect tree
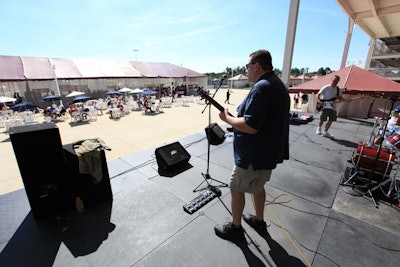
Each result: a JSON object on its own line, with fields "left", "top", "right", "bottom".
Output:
{"left": 291, "top": 67, "right": 301, "bottom": 76}
{"left": 316, "top": 67, "right": 334, "bottom": 76}
{"left": 205, "top": 65, "right": 334, "bottom": 84}
{"left": 325, "top": 67, "right": 332, "bottom": 74}
{"left": 317, "top": 67, "right": 326, "bottom": 76}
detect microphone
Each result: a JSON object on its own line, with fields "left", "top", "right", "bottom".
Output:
{"left": 218, "top": 75, "right": 227, "bottom": 86}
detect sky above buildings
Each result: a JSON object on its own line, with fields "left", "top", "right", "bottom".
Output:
{"left": 0, "top": 0, "right": 370, "bottom": 74}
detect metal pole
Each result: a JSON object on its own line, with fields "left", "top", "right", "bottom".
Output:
{"left": 281, "top": 0, "right": 300, "bottom": 86}
{"left": 340, "top": 17, "right": 354, "bottom": 69}
{"left": 133, "top": 49, "right": 139, "bottom": 61}
{"left": 231, "top": 69, "right": 233, "bottom": 90}
{"left": 52, "top": 64, "right": 62, "bottom": 105}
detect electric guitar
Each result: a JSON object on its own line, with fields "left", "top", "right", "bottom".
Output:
{"left": 317, "top": 95, "right": 367, "bottom": 111}
{"left": 197, "top": 88, "right": 234, "bottom": 131}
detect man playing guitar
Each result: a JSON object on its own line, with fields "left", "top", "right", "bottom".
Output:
{"left": 212, "top": 49, "right": 290, "bottom": 241}
{"left": 316, "top": 75, "right": 343, "bottom": 139}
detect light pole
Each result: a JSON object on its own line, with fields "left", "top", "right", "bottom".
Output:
{"left": 52, "top": 64, "right": 62, "bottom": 105}
{"left": 231, "top": 68, "right": 233, "bottom": 90}
{"left": 302, "top": 67, "right": 308, "bottom": 84}
{"left": 132, "top": 49, "right": 139, "bottom": 61}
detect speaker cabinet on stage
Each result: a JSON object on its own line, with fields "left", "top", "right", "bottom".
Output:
{"left": 9, "top": 124, "right": 73, "bottom": 220}
{"left": 205, "top": 123, "right": 226, "bottom": 145}
{"left": 63, "top": 143, "right": 113, "bottom": 208}
{"left": 155, "top": 142, "right": 191, "bottom": 170}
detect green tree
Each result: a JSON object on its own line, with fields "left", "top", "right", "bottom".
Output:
{"left": 291, "top": 67, "right": 301, "bottom": 76}
{"left": 317, "top": 67, "right": 326, "bottom": 76}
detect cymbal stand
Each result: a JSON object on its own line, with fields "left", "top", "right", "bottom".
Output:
{"left": 359, "top": 96, "right": 398, "bottom": 207}
{"left": 193, "top": 80, "right": 228, "bottom": 193}
{"left": 367, "top": 168, "right": 399, "bottom": 205}
{"left": 367, "top": 117, "right": 384, "bottom": 146}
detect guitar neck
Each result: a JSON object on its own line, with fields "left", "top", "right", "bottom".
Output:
{"left": 205, "top": 96, "right": 224, "bottom": 112}
{"left": 205, "top": 95, "right": 234, "bottom": 116}
{"left": 197, "top": 88, "right": 234, "bottom": 116}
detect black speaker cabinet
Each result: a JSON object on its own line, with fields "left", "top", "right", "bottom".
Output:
{"left": 9, "top": 124, "right": 73, "bottom": 220}
{"left": 155, "top": 142, "right": 191, "bottom": 170}
{"left": 63, "top": 143, "right": 113, "bottom": 208}
{"left": 205, "top": 123, "right": 226, "bottom": 145}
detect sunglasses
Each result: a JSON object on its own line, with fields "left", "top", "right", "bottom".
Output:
{"left": 246, "top": 63, "right": 256, "bottom": 69}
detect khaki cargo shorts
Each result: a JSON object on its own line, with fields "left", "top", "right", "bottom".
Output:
{"left": 230, "top": 165, "right": 272, "bottom": 194}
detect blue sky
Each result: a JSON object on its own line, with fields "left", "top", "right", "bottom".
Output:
{"left": 0, "top": 0, "right": 370, "bottom": 74}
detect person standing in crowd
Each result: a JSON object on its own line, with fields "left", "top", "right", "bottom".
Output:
{"left": 214, "top": 49, "right": 290, "bottom": 241}
{"left": 316, "top": 75, "right": 342, "bottom": 139}
{"left": 225, "top": 89, "right": 231, "bottom": 104}
{"left": 294, "top": 92, "right": 299, "bottom": 109}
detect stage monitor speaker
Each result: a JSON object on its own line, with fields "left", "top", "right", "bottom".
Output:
{"left": 205, "top": 123, "right": 226, "bottom": 145}
{"left": 9, "top": 124, "right": 73, "bottom": 220}
{"left": 155, "top": 142, "right": 191, "bottom": 170}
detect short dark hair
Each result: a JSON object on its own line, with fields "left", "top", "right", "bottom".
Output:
{"left": 250, "top": 49, "right": 273, "bottom": 71}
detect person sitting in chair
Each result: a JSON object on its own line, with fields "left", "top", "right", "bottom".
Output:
{"left": 374, "top": 106, "right": 400, "bottom": 145}
{"left": 144, "top": 99, "right": 154, "bottom": 112}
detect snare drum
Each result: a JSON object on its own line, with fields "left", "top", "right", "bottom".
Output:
{"left": 352, "top": 142, "right": 395, "bottom": 180}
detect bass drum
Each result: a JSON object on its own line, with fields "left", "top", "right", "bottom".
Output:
{"left": 352, "top": 142, "right": 396, "bottom": 181}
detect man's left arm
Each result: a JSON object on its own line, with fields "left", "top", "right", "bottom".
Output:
{"left": 219, "top": 109, "right": 258, "bottom": 134}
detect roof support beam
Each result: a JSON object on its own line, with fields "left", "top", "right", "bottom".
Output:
{"left": 340, "top": 17, "right": 355, "bottom": 69}
{"left": 336, "top": 0, "right": 400, "bottom": 38}
{"left": 281, "top": 0, "right": 300, "bottom": 86}
{"left": 369, "top": 0, "right": 391, "bottom": 37}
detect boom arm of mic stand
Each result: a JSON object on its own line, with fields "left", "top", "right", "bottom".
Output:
{"left": 201, "top": 78, "right": 225, "bottom": 114}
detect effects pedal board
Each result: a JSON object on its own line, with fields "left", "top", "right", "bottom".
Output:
{"left": 183, "top": 186, "right": 222, "bottom": 214}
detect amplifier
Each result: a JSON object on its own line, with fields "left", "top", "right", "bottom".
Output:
{"left": 205, "top": 123, "right": 226, "bottom": 145}
{"left": 155, "top": 142, "right": 191, "bottom": 170}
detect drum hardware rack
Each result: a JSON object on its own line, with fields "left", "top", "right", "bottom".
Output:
{"left": 342, "top": 143, "right": 400, "bottom": 207}
{"left": 342, "top": 95, "right": 400, "bottom": 207}
{"left": 367, "top": 116, "right": 385, "bottom": 147}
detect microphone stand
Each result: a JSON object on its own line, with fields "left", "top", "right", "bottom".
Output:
{"left": 193, "top": 76, "right": 228, "bottom": 193}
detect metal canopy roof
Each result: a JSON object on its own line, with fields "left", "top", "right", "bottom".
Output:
{"left": 290, "top": 65, "right": 400, "bottom": 95}
{"left": 0, "top": 56, "right": 206, "bottom": 81}
{"left": 335, "top": 0, "right": 400, "bottom": 70}
{"left": 335, "top": 0, "right": 400, "bottom": 39}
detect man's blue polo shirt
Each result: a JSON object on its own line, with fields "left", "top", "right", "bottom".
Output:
{"left": 233, "top": 71, "right": 290, "bottom": 170}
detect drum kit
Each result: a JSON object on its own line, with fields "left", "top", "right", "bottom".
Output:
{"left": 341, "top": 97, "right": 400, "bottom": 207}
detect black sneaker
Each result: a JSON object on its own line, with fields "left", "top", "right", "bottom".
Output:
{"left": 243, "top": 213, "right": 267, "bottom": 235}
{"left": 214, "top": 222, "right": 245, "bottom": 241}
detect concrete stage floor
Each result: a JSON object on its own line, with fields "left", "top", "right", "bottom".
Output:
{"left": 0, "top": 115, "right": 399, "bottom": 267}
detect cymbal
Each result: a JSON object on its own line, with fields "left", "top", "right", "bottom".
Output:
{"left": 378, "top": 108, "right": 391, "bottom": 114}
